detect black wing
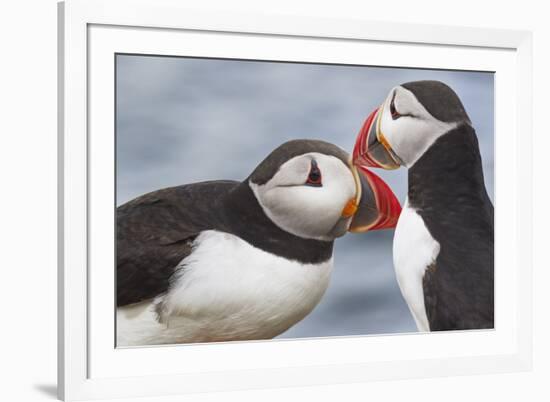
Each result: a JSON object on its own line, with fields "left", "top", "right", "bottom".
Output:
{"left": 422, "top": 263, "right": 438, "bottom": 329}
{"left": 421, "top": 211, "right": 494, "bottom": 331}
{"left": 411, "top": 125, "right": 494, "bottom": 330}
{"left": 422, "top": 244, "right": 494, "bottom": 331}
{"left": 116, "top": 181, "right": 238, "bottom": 307}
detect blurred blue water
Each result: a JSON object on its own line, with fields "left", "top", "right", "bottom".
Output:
{"left": 116, "top": 55, "right": 494, "bottom": 337}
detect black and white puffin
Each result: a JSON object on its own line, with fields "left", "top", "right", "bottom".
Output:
{"left": 117, "top": 139, "right": 401, "bottom": 346}
{"left": 352, "top": 80, "right": 494, "bottom": 331}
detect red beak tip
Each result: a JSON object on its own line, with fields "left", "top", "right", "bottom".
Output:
{"left": 352, "top": 107, "right": 382, "bottom": 168}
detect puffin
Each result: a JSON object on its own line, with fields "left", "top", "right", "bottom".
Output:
{"left": 117, "top": 139, "right": 401, "bottom": 346}
{"left": 352, "top": 80, "right": 494, "bottom": 331}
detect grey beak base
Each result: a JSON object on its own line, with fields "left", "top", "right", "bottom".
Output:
{"left": 348, "top": 173, "right": 379, "bottom": 232}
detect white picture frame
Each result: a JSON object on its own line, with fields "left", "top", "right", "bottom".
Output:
{"left": 58, "top": 0, "right": 533, "bottom": 400}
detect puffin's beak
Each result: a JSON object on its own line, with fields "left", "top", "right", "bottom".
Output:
{"left": 343, "top": 164, "right": 402, "bottom": 232}
{"left": 352, "top": 106, "right": 401, "bottom": 170}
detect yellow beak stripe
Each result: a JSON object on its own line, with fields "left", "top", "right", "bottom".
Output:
{"left": 340, "top": 164, "right": 362, "bottom": 218}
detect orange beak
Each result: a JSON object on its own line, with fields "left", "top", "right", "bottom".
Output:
{"left": 341, "top": 198, "right": 358, "bottom": 218}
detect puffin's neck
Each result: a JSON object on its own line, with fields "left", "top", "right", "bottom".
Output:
{"left": 219, "top": 181, "right": 334, "bottom": 264}
{"left": 408, "top": 124, "right": 490, "bottom": 213}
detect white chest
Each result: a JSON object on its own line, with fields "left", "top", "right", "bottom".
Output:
{"left": 117, "top": 230, "right": 333, "bottom": 346}
{"left": 393, "top": 198, "right": 440, "bottom": 332}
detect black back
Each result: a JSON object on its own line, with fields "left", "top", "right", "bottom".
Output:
{"left": 116, "top": 181, "right": 234, "bottom": 306}
{"left": 408, "top": 124, "right": 494, "bottom": 330}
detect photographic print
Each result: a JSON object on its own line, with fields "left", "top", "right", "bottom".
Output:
{"left": 115, "top": 55, "right": 494, "bottom": 347}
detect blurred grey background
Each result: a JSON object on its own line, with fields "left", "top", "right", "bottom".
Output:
{"left": 116, "top": 55, "right": 494, "bottom": 338}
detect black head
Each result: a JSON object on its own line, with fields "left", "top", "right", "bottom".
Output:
{"left": 401, "top": 80, "right": 471, "bottom": 124}
{"left": 353, "top": 80, "right": 473, "bottom": 169}
{"left": 248, "top": 140, "right": 349, "bottom": 185}
{"left": 240, "top": 139, "right": 400, "bottom": 241}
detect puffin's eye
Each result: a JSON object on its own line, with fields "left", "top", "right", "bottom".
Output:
{"left": 305, "top": 160, "right": 322, "bottom": 187}
{"left": 390, "top": 92, "right": 401, "bottom": 120}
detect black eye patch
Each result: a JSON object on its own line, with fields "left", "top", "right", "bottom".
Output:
{"left": 305, "top": 160, "right": 322, "bottom": 187}
{"left": 390, "top": 91, "right": 401, "bottom": 120}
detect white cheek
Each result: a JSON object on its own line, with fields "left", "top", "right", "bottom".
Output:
{"left": 265, "top": 165, "right": 354, "bottom": 218}
{"left": 259, "top": 187, "right": 343, "bottom": 234}
{"left": 251, "top": 154, "right": 356, "bottom": 240}
{"left": 383, "top": 117, "right": 435, "bottom": 167}
{"left": 380, "top": 91, "right": 457, "bottom": 167}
